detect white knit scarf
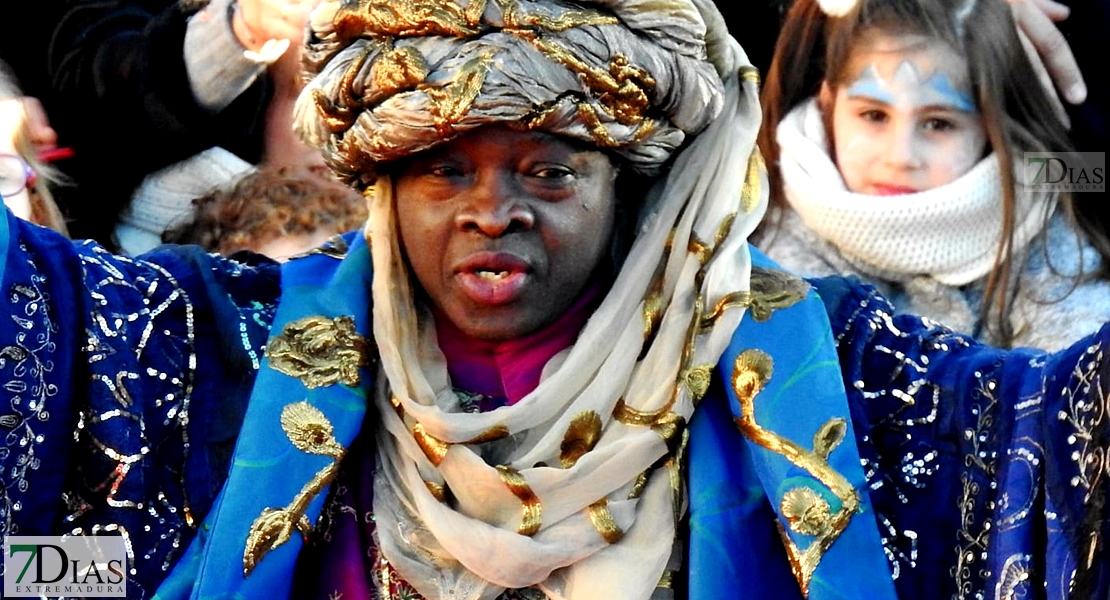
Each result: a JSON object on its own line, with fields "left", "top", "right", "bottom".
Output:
{"left": 361, "top": 33, "right": 765, "bottom": 600}
{"left": 777, "top": 99, "right": 1055, "bottom": 286}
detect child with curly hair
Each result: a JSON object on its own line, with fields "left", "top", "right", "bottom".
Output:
{"left": 163, "top": 165, "right": 367, "bottom": 261}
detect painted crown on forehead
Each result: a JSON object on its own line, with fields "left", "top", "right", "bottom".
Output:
{"left": 295, "top": 0, "right": 726, "bottom": 186}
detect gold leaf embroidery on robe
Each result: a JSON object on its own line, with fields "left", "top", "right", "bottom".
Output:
{"left": 265, "top": 315, "right": 370, "bottom": 389}
{"left": 587, "top": 498, "right": 624, "bottom": 543}
{"left": 683, "top": 365, "right": 714, "bottom": 402}
{"left": 730, "top": 349, "right": 859, "bottom": 597}
{"left": 243, "top": 402, "right": 347, "bottom": 575}
{"left": 740, "top": 150, "right": 764, "bottom": 214}
{"left": 560, "top": 411, "right": 604, "bottom": 468}
{"left": 700, "top": 268, "right": 810, "bottom": 329}
{"left": 496, "top": 465, "right": 543, "bottom": 535}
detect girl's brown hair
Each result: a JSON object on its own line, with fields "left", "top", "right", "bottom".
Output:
{"left": 757, "top": 0, "right": 1108, "bottom": 346}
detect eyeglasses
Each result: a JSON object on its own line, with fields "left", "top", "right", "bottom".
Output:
{"left": 0, "top": 154, "right": 37, "bottom": 198}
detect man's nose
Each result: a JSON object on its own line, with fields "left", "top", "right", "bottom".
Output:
{"left": 455, "top": 171, "right": 536, "bottom": 236}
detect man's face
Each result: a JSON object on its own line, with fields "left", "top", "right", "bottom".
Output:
{"left": 394, "top": 126, "right": 618, "bottom": 341}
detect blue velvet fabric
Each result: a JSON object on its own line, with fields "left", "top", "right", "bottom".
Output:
{"left": 0, "top": 210, "right": 279, "bottom": 597}
{"left": 813, "top": 275, "right": 1107, "bottom": 600}
{"left": 686, "top": 250, "right": 897, "bottom": 600}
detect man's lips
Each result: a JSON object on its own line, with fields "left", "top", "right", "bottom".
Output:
{"left": 870, "top": 184, "right": 919, "bottom": 196}
{"left": 453, "top": 252, "right": 532, "bottom": 305}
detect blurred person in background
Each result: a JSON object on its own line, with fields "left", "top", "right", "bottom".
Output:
{"left": 162, "top": 165, "right": 367, "bottom": 261}
{"left": 1, "top": 0, "right": 321, "bottom": 247}
{"left": 0, "top": 61, "right": 69, "bottom": 234}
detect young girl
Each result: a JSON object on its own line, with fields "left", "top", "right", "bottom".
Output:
{"left": 757, "top": 0, "right": 1110, "bottom": 350}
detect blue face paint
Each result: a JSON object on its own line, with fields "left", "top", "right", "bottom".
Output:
{"left": 845, "top": 65, "right": 894, "bottom": 104}
{"left": 829, "top": 32, "right": 989, "bottom": 195}
{"left": 844, "top": 61, "right": 976, "bottom": 113}
{"left": 921, "top": 72, "right": 976, "bottom": 113}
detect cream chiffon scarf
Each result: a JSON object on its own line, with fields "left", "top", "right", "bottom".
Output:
{"left": 777, "top": 99, "right": 1055, "bottom": 286}
{"left": 363, "top": 27, "right": 766, "bottom": 600}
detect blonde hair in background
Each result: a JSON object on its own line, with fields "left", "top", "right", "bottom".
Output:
{"left": 162, "top": 165, "right": 368, "bottom": 257}
{"left": 0, "top": 62, "right": 69, "bottom": 235}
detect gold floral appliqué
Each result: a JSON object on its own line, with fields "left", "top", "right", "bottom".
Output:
{"left": 265, "top": 315, "right": 370, "bottom": 389}
{"left": 560, "top": 411, "right": 603, "bottom": 468}
{"left": 243, "top": 402, "right": 347, "bottom": 575}
{"left": 700, "top": 268, "right": 810, "bottom": 329}
{"left": 730, "top": 349, "right": 860, "bottom": 597}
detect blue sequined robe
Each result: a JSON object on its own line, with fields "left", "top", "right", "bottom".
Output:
{"left": 2, "top": 210, "right": 1107, "bottom": 600}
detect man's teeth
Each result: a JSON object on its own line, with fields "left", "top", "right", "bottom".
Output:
{"left": 477, "top": 270, "right": 510, "bottom": 280}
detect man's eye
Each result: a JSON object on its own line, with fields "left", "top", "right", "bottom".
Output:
{"left": 532, "top": 166, "right": 574, "bottom": 180}
{"left": 430, "top": 165, "right": 464, "bottom": 177}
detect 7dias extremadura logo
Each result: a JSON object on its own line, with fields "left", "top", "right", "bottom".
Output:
{"left": 3, "top": 535, "right": 126, "bottom": 597}
{"left": 1024, "top": 152, "right": 1106, "bottom": 193}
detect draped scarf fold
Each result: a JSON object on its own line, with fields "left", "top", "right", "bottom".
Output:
{"left": 363, "top": 40, "right": 767, "bottom": 600}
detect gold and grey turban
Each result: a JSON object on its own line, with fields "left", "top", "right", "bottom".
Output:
{"left": 295, "top": 0, "right": 731, "bottom": 186}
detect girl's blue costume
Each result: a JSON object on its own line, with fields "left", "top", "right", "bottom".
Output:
{"left": 2, "top": 210, "right": 1106, "bottom": 599}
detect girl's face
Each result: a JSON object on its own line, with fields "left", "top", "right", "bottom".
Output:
{"left": 394, "top": 126, "right": 619, "bottom": 341}
{"left": 823, "top": 31, "right": 988, "bottom": 195}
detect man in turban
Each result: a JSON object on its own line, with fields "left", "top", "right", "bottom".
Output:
{"left": 1, "top": 0, "right": 1108, "bottom": 599}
